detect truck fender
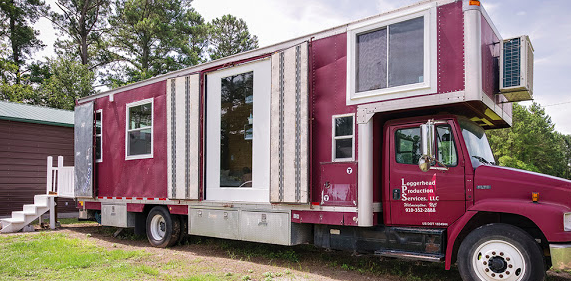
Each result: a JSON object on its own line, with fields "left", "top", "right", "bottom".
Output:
{"left": 445, "top": 199, "right": 571, "bottom": 270}
{"left": 468, "top": 199, "right": 571, "bottom": 242}
{"left": 445, "top": 210, "right": 477, "bottom": 270}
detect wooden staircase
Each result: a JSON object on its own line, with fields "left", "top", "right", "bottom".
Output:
{"left": 0, "top": 194, "right": 56, "bottom": 233}
{"left": 0, "top": 156, "right": 74, "bottom": 233}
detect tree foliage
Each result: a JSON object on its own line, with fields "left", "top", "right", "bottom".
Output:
{"left": 207, "top": 14, "right": 258, "bottom": 60}
{"left": 0, "top": 0, "right": 258, "bottom": 108}
{"left": 48, "top": 0, "right": 112, "bottom": 68}
{"left": 106, "top": 0, "right": 207, "bottom": 86}
{"left": 0, "top": 0, "right": 47, "bottom": 83}
{"left": 487, "top": 103, "right": 571, "bottom": 179}
{"left": 38, "top": 56, "right": 96, "bottom": 110}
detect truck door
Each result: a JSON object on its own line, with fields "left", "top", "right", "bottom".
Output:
{"left": 388, "top": 120, "right": 465, "bottom": 227}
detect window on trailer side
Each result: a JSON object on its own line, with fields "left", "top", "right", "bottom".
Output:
{"left": 332, "top": 114, "right": 354, "bottom": 161}
{"left": 95, "top": 110, "right": 102, "bottom": 162}
{"left": 220, "top": 71, "right": 254, "bottom": 188}
{"left": 356, "top": 16, "right": 424, "bottom": 93}
{"left": 126, "top": 99, "right": 153, "bottom": 159}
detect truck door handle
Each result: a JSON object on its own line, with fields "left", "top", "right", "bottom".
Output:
{"left": 392, "top": 189, "right": 401, "bottom": 200}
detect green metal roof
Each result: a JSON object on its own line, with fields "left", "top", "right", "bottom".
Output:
{"left": 0, "top": 101, "right": 74, "bottom": 127}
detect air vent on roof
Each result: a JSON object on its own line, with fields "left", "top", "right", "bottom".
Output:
{"left": 500, "top": 35, "right": 534, "bottom": 102}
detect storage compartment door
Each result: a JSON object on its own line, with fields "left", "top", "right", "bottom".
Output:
{"left": 270, "top": 42, "right": 309, "bottom": 203}
{"left": 167, "top": 74, "right": 201, "bottom": 200}
{"left": 74, "top": 102, "right": 94, "bottom": 198}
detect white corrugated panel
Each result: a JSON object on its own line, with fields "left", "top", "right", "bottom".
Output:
{"left": 270, "top": 42, "right": 309, "bottom": 204}
{"left": 166, "top": 75, "right": 200, "bottom": 200}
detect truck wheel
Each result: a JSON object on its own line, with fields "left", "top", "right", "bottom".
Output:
{"left": 146, "top": 206, "right": 181, "bottom": 248}
{"left": 458, "top": 223, "right": 545, "bottom": 281}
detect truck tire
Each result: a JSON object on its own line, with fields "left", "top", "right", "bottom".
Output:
{"left": 146, "top": 206, "right": 181, "bottom": 248}
{"left": 458, "top": 223, "right": 545, "bottom": 281}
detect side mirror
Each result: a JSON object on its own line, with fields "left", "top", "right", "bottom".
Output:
{"left": 419, "top": 120, "right": 437, "bottom": 172}
{"left": 420, "top": 121, "right": 436, "bottom": 158}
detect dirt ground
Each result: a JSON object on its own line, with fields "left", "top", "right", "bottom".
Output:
{"left": 15, "top": 223, "right": 571, "bottom": 281}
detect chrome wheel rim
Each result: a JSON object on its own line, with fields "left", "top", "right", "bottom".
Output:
{"left": 472, "top": 239, "right": 526, "bottom": 281}
{"left": 150, "top": 214, "right": 166, "bottom": 241}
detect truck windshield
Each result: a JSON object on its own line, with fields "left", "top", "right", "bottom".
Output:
{"left": 458, "top": 118, "right": 496, "bottom": 168}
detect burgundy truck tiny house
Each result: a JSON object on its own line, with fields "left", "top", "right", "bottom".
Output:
{"left": 70, "top": 0, "right": 568, "bottom": 280}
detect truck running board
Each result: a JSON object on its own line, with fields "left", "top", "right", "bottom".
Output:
{"left": 375, "top": 250, "right": 445, "bottom": 262}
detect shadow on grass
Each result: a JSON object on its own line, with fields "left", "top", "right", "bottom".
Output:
{"left": 62, "top": 224, "right": 466, "bottom": 281}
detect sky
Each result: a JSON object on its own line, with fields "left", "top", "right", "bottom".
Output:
{"left": 35, "top": 0, "right": 571, "bottom": 134}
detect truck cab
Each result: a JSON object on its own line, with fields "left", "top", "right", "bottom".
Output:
{"left": 377, "top": 114, "right": 571, "bottom": 280}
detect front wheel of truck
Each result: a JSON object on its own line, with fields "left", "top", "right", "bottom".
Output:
{"left": 146, "top": 206, "right": 181, "bottom": 248}
{"left": 458, "top": 223, "right": 545, "bottom": 281}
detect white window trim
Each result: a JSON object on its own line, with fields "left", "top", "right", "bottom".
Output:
{"left": 205, "top": 59, "right": 271, "bottom": 202}
{"left": 95, "top": 109, "right": 103, "bottom": 163}
{"left": 332, "top": 113, "right": 355, "bottom": 162}
{"left": 125, "top": 98, "right": 154, "bottom": 160}
{"left": 346, "top": 3, "right": 437, "bottom": 105}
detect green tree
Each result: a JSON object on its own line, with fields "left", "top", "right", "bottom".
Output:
{"left": 207, "top": 14, "right": 258, "bottom": 60}
{"left": 38, "top": 56, "right": 96, "bottom": 110}
{"left": 48, "top": 0, "right": 112, "bottom": 68}
{"left": 0, "top": 0, "right": 47, "bottom": 84}
{"left": 106, "top": 0, "right": 206, "bottom": 86}
{"left": 487, "top": 103, "right": 570, "bottom": 179}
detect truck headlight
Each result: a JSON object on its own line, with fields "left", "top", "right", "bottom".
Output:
{"left": 565, "top": 213, "right": 571, "bottom": 231}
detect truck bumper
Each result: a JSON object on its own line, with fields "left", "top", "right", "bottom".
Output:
{"left": 550, "top": 244, "right": 571, "bottom": 270}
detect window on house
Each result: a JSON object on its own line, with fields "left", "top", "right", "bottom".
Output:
{"left": 356, "top": 16, "right": 424, "bottom": 93}
{"left": 126, "top": 99, "right": 153, "bottom": 159}
{"left": 332, "top": 114, "right": 354, "bottom": 161}
{"left": 95, "top": 110, "right": 102, "bottom": 162}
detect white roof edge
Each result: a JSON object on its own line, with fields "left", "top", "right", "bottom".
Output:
{"left": 79, "top": 0, "right": 456, "bottom": 103}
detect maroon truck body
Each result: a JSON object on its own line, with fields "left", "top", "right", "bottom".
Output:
{"left": 73, "top": 1, "right": 571, "bottom": 279}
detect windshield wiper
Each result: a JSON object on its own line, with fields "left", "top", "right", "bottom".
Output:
{"left": 472, "top": 155, "right": 495, "bottom": 165}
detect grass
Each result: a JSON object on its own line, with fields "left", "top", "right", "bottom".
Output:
{"left": 0, "top": 232, "right": 233, "bottom": 281}
{"left": 57, "top": 218, "right": 98, "bottom": 225}
{"left": 190, "top": 235, "right": 463, "bottom": 281}
{"left": 3, "top": 223, "right": 569, "bottom": 281}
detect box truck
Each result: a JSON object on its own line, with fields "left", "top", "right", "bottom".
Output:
{"left": 4, "top": 0, "right": 569, "bottom": 280}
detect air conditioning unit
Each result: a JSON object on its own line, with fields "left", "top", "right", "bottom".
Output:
{"left": 500, "top": 35, "right": 534, "bottom": 102}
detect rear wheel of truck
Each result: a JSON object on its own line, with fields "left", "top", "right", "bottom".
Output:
{"left": 458, "top": 223, "right": 545, "bottom": 281}
{"left": 146, "top": 206, "right": 181, "bottom": 248}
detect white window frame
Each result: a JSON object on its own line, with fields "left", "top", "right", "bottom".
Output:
{"left": 95, "top": 109, "right": 103, "bottom": 163}
{"left": 125, "top": 98, "right": 154, "bottom": 160}
{"left": 205, "top": 59, "right": 271, "bottom": 202}
{"left": 346, "top": 3, "right": 437, "bottom": 105}
{"left": 332, "top": 113, "right": 355, "bottom": 162}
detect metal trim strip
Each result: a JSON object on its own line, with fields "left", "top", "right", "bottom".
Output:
{"left": 294, "top": 45, "right": 302, "bottom": 203}
{"left": 170, "top": 79, "right": 177, "bottom": 198}
{"left": 278, "top": 52, "right": 285, "bottom": 202}
{"left": 185, "top": 76, "right": 191, "bottom": 199}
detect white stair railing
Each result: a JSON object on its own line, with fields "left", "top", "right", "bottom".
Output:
{"left": 46, "top": 156, "right": 75, "bottom": 198}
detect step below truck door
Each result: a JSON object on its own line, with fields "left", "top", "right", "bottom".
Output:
{"left": 388, "top": 120, "right": 465, "bottom": 227}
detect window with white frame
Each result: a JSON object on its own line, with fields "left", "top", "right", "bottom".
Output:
{"left": 126, "top": 99, "right": 153, "bottom": 159}
{"left": 347, "top": 5, "right": 436, "bottom": 104}
{"left": 95, "top": 110, "right": 102, "bottom": 162}
{"left": 205, "top": 59, "right": 271, "bottom": 202}
{"left": 332, "top": 114, "right": 355, "bottom": 161}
